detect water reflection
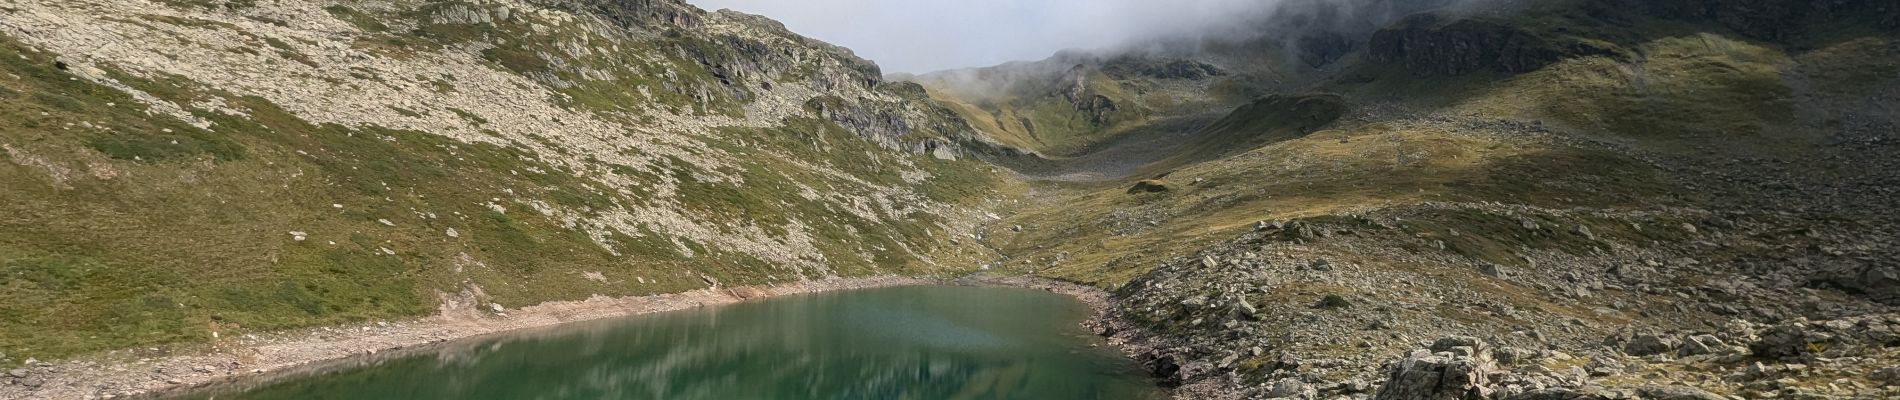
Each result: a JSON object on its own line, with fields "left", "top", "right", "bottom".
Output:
{"left": 171, "top": 286, "right": 1163, "bottom": 400}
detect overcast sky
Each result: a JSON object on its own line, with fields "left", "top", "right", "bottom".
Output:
{"left": 686, "top": 0, "right": 1268, "bottom": 74}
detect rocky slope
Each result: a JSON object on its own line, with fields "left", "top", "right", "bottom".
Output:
{"left": 0, "top": 0, "right": 1005, "bottom": 374}
{"left": 966, "top": 0, "right": 1900, "bottom": 398}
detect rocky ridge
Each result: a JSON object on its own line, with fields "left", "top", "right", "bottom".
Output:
{"left": 1, "top": 0, "right": 980, "bottom": 268}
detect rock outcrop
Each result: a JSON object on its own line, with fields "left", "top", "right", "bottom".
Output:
{"left": 1369, "top": 14, "right": 1619, "bottom": 77}
{"left": 1372, "top": 340, "right": 1494, "bottom": 400}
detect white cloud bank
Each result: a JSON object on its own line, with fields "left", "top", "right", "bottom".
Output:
{"left": 687, "top": 0, "right": 1275, "bottom": 74}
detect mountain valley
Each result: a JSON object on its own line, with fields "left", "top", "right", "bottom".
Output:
{"left": 2, "top": 0, "right": 1898, "bottom": 399}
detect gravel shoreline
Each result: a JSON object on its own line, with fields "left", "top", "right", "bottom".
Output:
{"left": 5, "top": 274, "right": 1189, "bottom": 400}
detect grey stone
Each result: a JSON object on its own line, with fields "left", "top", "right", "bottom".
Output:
{"left": 1587, "top": 356, "right": 1623, "bottom": 376}
{"left": 1269, "top": 351, "right": 1302, "bottom": 373}
{"left": 5, "top": 369, "right": 25, "bottom": 378}
{"left": 1429, "top": 336, "right": 1484, "bottom": 353}
{"left": 1371, "top": 350, "right": 1493, "bottom": 400}
{"left": 1480, "top": 263, "right": 1506, "bottom": 278}
{"left": 1217, "top": 352, "right": 1241, "bottom": 370}
{"left": 1623, "top": 334, "right": 1679, "bottom": 356}
{"left": 1368, "top": 319, "right": 1393, "bottom": 330}
{"left": 1315, "top": 294, "right": 1351, "bottom": 309}
{"left": 1751, "top": 324, "right": 1833, "bottom": 358}
{"left": 1492, "top": 347, "right": 1535, "bottom": 365}
{"left": 1142, "top": 352, "right": 1183, "bottom": 388}
{"left": 1266, "top": 377, "right": 1314, "bottom": 399}
{"left": 1337, "top": 379, "right": 1371, "bottom": 393}
{"left": 1872, "top": 366, "right": 1900, "bottom": 385}
{"left": 1235, "top": 297, "right": 1260, "bottom": 319}
{"left": 1678, "top": 334, "right": 1725, "bottom": 356}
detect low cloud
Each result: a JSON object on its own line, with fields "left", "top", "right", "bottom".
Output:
{"left": 687, "top": 0, "right": 1278, "bottom": 74}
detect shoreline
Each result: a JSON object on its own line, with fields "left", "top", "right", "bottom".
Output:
{"left": 954, "top": 275, "right": 1239, "bottom": 400}
{"left": 4, "top": 274, "right": 1191, "bottom": 400}
{"left": 2, "top": 276, "right": 937, "bottom": 400}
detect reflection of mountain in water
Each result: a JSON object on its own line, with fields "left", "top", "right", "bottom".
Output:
{"left": 168, "top": 286, "right": 1162, "bottom": 400}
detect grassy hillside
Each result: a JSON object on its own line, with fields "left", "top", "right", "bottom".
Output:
{"left": 979, "top": 0, "right": 1897, "bottom": 290}
{"left": 959, "top": 3, "right": 1899, "bottom": 395}
{"left": 0, "top": 0, "right": 1000, "bottom": 363}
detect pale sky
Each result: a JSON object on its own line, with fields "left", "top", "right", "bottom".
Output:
{"left": 686, "top": 0, "right": 1270, "bottom": 74}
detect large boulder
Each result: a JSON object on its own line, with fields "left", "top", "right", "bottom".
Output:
{"left": 1265, "top": 377, "right": 1317, "bottom": 399}
{"left": 1815, "top": 263, "right": 1898, "bottom": 305}
{"left": 1141, "top": 352, "right": 1184, "bottom": 388}
{"left": 1677, "top": 334, "right": 1727, "bottom": 356}
{"left": 1623, "top": 334, "right": 1681, "bottom": 357}
{"left": 1750, "top": 323, "right": 1833, "bottom": 358}
{"left": 1430, "top": 336, "right": 1486, "bottom": 353}
{"left": 1371, "top": 349, "right": 1494, "bottom": 400}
